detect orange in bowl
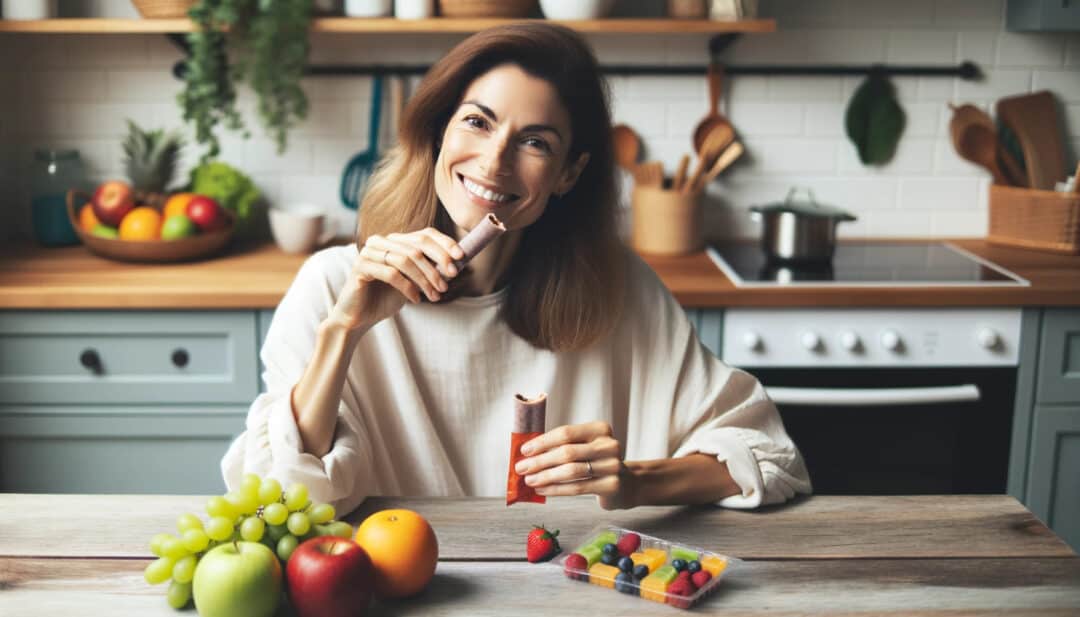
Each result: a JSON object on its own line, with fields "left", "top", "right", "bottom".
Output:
{"left": 78, "top": 202, "right": 100, "bottom": 233}
{"left": 163, "top": 192, "right": 197, "bottom": 220}
{"left": 118, "top": 207, "right": 163, "bottom": 241}
{"left": 354, "top": 509, "right": 438, "bottom": 598}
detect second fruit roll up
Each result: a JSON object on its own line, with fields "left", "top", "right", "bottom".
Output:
{"left": 507, "top": 393, "right": 547, "bottom": 506}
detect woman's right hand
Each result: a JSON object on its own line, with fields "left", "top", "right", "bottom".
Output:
{"left": 327, "top": 228, "right": 466, "bottom": 332}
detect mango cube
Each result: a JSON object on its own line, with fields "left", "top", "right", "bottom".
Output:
{"left": 700, "top": 555, "right": 727, "bottom": 577}
{"left": 640, "top": 572, "right": 673, "bottom": 602}
{"left": 644, "top": 548, "right": 667, "bottom": 561}
{"left": 632, "top": 550, "right": 665, "bottom": 572}
{"left": 588, "top": 563, "right": 621, "bottom": 588}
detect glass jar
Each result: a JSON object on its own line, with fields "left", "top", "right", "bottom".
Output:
{"left": 30, "top": 149, "right": 86, "bottom": 246}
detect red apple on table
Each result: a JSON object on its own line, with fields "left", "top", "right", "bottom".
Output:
{"left": 186, "top": 195, "right": 227, "bottom": 231}
{"left": 91, "top": 180, "right": 135, "bottom": 226}
{"left": 287, "top": 536, "right": 376, "bottom": 617}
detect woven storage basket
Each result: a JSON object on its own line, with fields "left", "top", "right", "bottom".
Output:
{"left": 439, "top": 0, "right": 537, "bottom": 17}
{"left": 988, "top": 184, "right": 1080, "bottom": 255}
{"left": 131, "top": 0, "right": 195, "bottom": 18}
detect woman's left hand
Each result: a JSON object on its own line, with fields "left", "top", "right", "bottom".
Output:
{"left": 516, "top": 422, "right": 636, "bottom": 510}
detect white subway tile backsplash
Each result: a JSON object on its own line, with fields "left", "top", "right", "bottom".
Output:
{"left": 769, "top": 76, "right": 844, "bottom": 101}
{"left": 728, "top": 102, "right": 804, "bottom": 136}
{"left": 931, "top": 209, "right": 987, "bottom": 237}
{"left": 803, "top": 103, "right": 845, "bottom": 137}
{"left": 958, "top": 31, "right": 996, "bottom": 67}
{"left": 996, "top": 33, "right": 1066, "bottom": 68}
{"left": 956, "top": 68, "right": 1032, "bottom": 101}
{"left": 899, "top": 177, "right": 980, "bottom": 210}
{"left": 933, "top": 0, "right": 1004, "bottom": 29}
{"left": 0, "top": 2, "right": 1074, "bottom": 243}
{"left": 887, "top": 31, "right": 958, "bottom": 64}
{"left": 1033, "top": 70, "right": 1080, "bottom": 102}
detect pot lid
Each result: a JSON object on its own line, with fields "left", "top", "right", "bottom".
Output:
{"left": 750, "top": 188, "right": 857, "bottom": 221}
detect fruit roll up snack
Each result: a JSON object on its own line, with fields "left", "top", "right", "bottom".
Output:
{"left": 507, "top": 393, "right": 547, "bottom": 506}
{"left": 437, "top": 213, "right": 507, "bottom": 278}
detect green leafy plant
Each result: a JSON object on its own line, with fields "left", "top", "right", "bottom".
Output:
{"left": 178, "top": 0, "right": 313, "bottom": 162}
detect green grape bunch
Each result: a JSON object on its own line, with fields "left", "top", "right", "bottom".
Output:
{"left": 143, "top": 473, "right": 355, "bottom": 610}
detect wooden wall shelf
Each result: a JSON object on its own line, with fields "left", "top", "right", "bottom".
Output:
{"left": 0, "top": 17, "right": 775, "bottom": 34}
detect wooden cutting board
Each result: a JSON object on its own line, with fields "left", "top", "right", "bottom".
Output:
{"left": 996, "top": 90, "right": 1067, "bottom": 190}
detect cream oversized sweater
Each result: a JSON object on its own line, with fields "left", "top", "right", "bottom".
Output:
{"left": 221, "top": 245, "right": 811, "bottom": 515}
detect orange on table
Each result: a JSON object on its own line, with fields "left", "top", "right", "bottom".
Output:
{"left": 163, "top": 192, "right": 196, "bottom": 220}
{"left": 118, "top": 206, "right": 162, "bottom": 241}
{"left": 78, "top": 202, "right": 100, "bottom": 233}
{"left": 354, "top": 509, "right": 438, "bottom": 598}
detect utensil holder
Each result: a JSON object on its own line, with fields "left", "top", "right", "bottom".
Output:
{"left": 987, "top": 184, "right": 1080, "bottom": 255}
{"left": 631, "top": 185, "right": 703, "bottom": 255}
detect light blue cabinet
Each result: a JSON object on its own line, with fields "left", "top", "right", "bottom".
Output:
{"left": 1007, "top": 0, "right": 1080, "bottom": 31}
{"left": 1027, "top": 404, "right": 1080, "bottom": 551}
{"left": 685, "top": 308, "right": 723, "bottom": 357}
{"left": 0, "top": 310, "right": 260, "bottom": 495}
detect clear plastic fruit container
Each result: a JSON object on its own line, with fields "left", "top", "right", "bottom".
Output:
{"left": 554, "top": 524, "right": 740, "bottom": 610}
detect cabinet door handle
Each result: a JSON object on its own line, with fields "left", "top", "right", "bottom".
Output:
{"left": 79, "top": 348, "right": 103, "bottom": 374}
{"left": 171, "top": 348, "right": 189, "bottom": 368}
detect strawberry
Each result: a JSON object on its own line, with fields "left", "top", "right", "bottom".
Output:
{"left": 691, "top": 570, "right": 712, "bottom": 589}
{"left": 615, "top": 532, "right": 640, "bottom": 556}
{"left": 526, "top": 524, "right": 561, "bottom": 563}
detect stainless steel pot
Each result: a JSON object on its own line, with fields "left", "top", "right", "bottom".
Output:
{"left": 749, "top": 188, "right": 856, "bottom": 263}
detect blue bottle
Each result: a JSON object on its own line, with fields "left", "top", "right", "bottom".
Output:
{"left": 31, "top": 149, "right": 86, "bottom": 246}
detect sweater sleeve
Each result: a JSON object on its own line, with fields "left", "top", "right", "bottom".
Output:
{"left": 625, "top": 255, "right": 812, "bottom": 508}
{"left": 220, "top": 248, "right": 376, "bottom": 516}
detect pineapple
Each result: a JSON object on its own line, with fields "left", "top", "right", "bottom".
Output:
{"left": 122, "top": 119, "right": 183, "bottom": 207}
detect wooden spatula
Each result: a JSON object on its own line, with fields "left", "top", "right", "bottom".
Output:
{"left": 996, "top": 91, "right": 1067, "bottom": 190}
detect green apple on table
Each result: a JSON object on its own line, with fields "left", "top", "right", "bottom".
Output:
{"left": 161, "top": 214, "right": 198, "bottom": 240}
{"left": 192, "top": 541, "right": 283, "bottom": 617}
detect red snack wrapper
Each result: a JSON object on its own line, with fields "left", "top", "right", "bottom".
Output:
{"left": 507, "top": 393, "right": 547, "bottom": 506}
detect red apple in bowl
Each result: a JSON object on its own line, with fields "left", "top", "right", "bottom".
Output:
{"left": 287, "top": 536, "right": 375, "bottom": 617}
{"left": 186, "top": 195, "right": 227, "bottom": 232}
{"left": 91, "top": 180, "right": 135, "bottom": 226}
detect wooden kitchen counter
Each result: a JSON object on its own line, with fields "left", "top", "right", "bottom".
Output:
{"left": 1, "top": 238, "right": 1078, "bottom": 309}
{"left": 1, "top": 494, "right": 1077, "bottom": 615}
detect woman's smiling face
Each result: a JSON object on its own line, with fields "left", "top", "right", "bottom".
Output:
{"left": 434, "top": 63, "right": 588, "bottom": 233}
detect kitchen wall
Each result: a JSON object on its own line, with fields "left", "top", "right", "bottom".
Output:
{"left": 1, "top": 0, "right": 1078, "bottom": 241}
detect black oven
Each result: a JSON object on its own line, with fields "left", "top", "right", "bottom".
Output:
{"left": 751, "top": 366, "right": 1017, "bottom": 495}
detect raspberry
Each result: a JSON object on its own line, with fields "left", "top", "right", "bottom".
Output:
{"left": 615, "top": 533, "right": 640, "bottom": 556}
{"left": 667, "top": 579, "right": 696, "bottom": 608}
{"left": 691, "top": 570, "right": 712, "bottom": 589}
{"left": 563, "top": 553, "right": 588, "bottom": 581}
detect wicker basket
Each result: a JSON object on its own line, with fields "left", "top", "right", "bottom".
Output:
{"left": 439, "top": 0, "right": 537, "bottom": 17}
{"left": 131, "top": 0, "right": 195, "bottom": 19}
{"left": 987, "top": 184, "right": 1080, "bottom": 255}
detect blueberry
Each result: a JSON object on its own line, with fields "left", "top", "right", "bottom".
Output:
{"left": 602, "top": 543, "right": 619, "bottom": 556}
{"left": 615, "top": 572, "right": 636, "bottom": 594}
{"left": 633, "top": 564, "right": 650, "bottom": 579}
{"left": 600, "top": 552, "right": 619, "bottom": 566}
{"left": 687, "top": 560, "right": 702, "bottom": 574}
{"left": 616, "top": 556, "right": 634, "bottom": 573}
{"left": 671, "top": 558, "right": 688, "bottom": 572}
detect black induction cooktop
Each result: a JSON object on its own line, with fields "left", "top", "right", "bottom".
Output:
{"left": 707, "top": 241, "right": 1028, "bottom": 287}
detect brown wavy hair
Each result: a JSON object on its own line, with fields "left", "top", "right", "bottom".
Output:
{"left": 357, "top": 23, "right": 625, "bottom": 352}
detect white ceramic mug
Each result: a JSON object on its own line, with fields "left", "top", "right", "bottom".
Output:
{"left": 394, "top": 0, "right": 433, "bottom": 19}
{"left": 2, "top": 0, "right": 57, "bottom": 19}
{"left": 345, "top": 0, "right": 392, "bottom": 16}
{"left": 269, "top": 204, "right": 336, "bottom": 254}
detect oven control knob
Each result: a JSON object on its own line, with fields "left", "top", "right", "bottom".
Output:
{"left": 880, "top": 330, "right": 902, "bottom": 352}
{"left": 840, "top": 331, "right": 861, "bottom": 352}
{"left": 801, "top": 331, "right": 822, "bottom": 352}
{"left": 977, "top": 328, "right": 1001, "bottom": 350}
{"left": 741, "top": 331, "right": 763, "bottom": 352}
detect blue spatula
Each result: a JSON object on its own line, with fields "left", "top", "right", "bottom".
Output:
{"left": 340, "top": 74, "right": 383, "bottom": 210}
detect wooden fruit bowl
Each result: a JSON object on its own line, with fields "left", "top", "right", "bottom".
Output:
{"left": 66, "top": 190, "right": 234, "bottom": 264}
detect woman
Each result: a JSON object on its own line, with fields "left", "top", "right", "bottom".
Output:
{"left": 222, "top": 23, "right": 810, "bottom": 515}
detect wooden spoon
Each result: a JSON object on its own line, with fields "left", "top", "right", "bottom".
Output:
{"left": 694, "top": 141, "right": 744, "bottom": 191}
{"left": 612, "top": 124, "right": 641, "bottom": 172}
{"left": 1073, "top": 160, "right": 1080, "bottom": 194}
{"left": 948, "top": 103, "right": 1010, "bottom": 186}
{"left": 692, "top": 63, "right": 735, "bottom": 153}
{"left": 684, "top": 125, "right": 734, "bottom": 194}
{"left": 636, "top": 160, "right": 664, "bottom": 187}
{"left": 673, "top": 154, "right": 690, "bottom": 191}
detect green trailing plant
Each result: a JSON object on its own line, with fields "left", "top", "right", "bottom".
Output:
{"left": 178, "top": 0, "right": 313, "bottom": 162}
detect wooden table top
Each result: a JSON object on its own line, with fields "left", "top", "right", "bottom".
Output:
{"left": 1, "top": 494, "right": 1077, "bottom": 615}
{"left": 1, "top": 238, "right": 1078, "bottom": 309}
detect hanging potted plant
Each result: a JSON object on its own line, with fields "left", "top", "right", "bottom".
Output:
{"left": 178, "top": 0, "right": 313, "bottom": 162}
